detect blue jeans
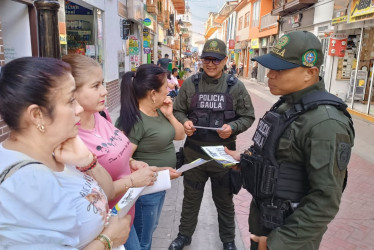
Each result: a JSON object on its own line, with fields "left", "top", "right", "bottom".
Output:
{"left": 124, "top": 225, "right": 141, "bottom": 250}
{"left": 133, "top": 191, "right": 166, "bottom": 250}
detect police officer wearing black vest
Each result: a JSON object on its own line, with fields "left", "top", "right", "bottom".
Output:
{"left": 170, "top": 39, "right": 255, "bottom": 250}
{"left": 226, "top": 31, "right": 355, "bottom": 249}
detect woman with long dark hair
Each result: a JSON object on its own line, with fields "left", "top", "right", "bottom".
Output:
{"left": 116, "top": 64, "right": 185, "bottom": 250}
{"left": 0, "top": 57, "right": 130, "bottom": 249}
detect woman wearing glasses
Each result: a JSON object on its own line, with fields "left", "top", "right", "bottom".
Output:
{"left": 170, "top": 38, "right": 255, "bottom": 250}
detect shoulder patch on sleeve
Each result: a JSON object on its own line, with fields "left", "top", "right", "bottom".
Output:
{"left": 337, "top": 142, "right": 351, "bottom": 171}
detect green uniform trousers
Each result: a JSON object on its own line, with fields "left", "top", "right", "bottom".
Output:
{"left": 179, "top": 144, "right": 235, "bottom": 243}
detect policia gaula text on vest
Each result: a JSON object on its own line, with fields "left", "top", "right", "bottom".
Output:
{"left": 240, "top": 91, "right": 353, "bottom": 230}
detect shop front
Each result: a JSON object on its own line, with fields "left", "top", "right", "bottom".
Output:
{"left": 325, "top": 1, "right": 374, "bottom": 119}
{"left": 59, "top": 0, "right": 104, "bottom": 68}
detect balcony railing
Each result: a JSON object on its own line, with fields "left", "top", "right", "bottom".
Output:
{"left": 260, "top": 13, "right": 278, "bottom": 30}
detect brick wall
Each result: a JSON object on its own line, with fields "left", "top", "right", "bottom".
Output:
{"left": 0, "top": 19, "right": 9, "bottom": 143}
{"left": 106, "top": 79, "right": 120, "bottom": 112}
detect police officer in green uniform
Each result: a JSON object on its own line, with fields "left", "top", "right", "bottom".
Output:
{"left": 169, "top": 39, "right": 255, "bottom": 250}
{"left": 226, "top": 31, "right": 355, "bottom": 250}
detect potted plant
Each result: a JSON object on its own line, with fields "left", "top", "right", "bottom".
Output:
{"left": 178, "top": 70, "right": 186, "bottom": 87}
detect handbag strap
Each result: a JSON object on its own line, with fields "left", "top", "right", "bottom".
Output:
{"left": 0, "top": 160, "right": 42, "bottom": 185}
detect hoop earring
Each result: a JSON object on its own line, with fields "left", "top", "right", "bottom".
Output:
{"left": 37, "top": 124, "right": 45, "bottom": 133}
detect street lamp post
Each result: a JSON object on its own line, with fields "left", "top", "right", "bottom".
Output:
{"left": 178, "top": 19, "right": 184, "bottom": 71}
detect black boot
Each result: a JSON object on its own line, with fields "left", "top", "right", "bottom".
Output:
{"left": 223, "top": 241, "right": 237, "bottom": 250}
{"left": 168, "top": 233, "right": 192, "bottom": 250}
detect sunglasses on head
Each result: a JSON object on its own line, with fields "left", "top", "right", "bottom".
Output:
{"left": 201, "top": 58, "right": 222, "bottom": 65}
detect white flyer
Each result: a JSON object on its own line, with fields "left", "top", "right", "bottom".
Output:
{"left": 177, "top": 158, "right": 212, "bottom": 173}
{"left": 111, "top": 169, "right": 171, "bottom": 217}
{"left": 192, "top": 125, "right": 224, "bottom": 131}
{"left": 201, "top": 145, "right": 239, "bottom": 167}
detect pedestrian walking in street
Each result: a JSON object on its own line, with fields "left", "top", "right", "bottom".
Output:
{"left": 225, "top": 30, "right": 355, "bottom": 250}
{"left": 62, "top": 54, "right": 159, "bottom": 250}
{"left": 169, "top": 38, "right": 256, "bottom": 250}
{"left": 116, "top": 64, "right": 184, "bottom": 250}
{"left": 251, "top": 61, "right": 258, "bottom": 80}
{"left": 0, "top": 57, "right": 131, "bottom": 249}
{"left": 157, "top": 53, "right": 172, "bottom": 71}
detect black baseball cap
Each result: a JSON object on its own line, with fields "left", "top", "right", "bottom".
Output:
{"left": 201, "top": 39, "right": 227, "bottom": 60}
{"left": 252, "top": 31, "right": 324, "bottom": 70}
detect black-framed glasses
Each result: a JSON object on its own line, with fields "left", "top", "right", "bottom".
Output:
{"left": 201, "top": 58, "right": 222, "bottom": 65}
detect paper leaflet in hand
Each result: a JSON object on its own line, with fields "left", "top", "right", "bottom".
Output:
{"left": 201, "top": 146, "right": 239, "bottom": 167}
{"left": 111, "top": 169, "right": 171, "bottom": 217}
{"left": 176, "top": 158, "right": 211, "bottom": 173}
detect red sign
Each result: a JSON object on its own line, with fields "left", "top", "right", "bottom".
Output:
{"left": 229, "top": 39, "right": 235, "bottom": 49}
{"left": 328, "top": 33, "right": 348, "bottom": 57}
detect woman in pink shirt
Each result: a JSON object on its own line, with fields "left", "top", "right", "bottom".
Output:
{"left": 62, "top": 54, "right": 158, "bottom": 250}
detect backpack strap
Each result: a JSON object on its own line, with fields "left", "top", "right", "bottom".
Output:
{"left": 192, "top": 73, "right": 202, "bottom": 92}
{"left": 0, "top": 160, "right": 42, "bottom": 185}
{"left": 226, "top": 74, "right": 238, "bottom": 93}
{"left": 192, "top": 73, "right": 238, "bottom": 93}
{"left": 284, "top": 91, "right": 350, "bottom": 120}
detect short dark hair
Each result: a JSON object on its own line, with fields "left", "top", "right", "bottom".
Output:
{"left": 0, "top": 57, "right": 71, "bottom": 131}
{"left": 117, "top": 64, "right": 168, "bottom": 135}
{"left": 165, "top": 54, "right": 169, "bottom": 57}
{"left": 172, "top": 68, "right": 178, "bottom": 74}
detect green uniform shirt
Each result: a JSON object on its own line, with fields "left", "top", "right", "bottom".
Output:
{"left": 173, "top": 72, "right": 255, "bottom": 145}
{"left": 253, "top": 78, "right": 355, "bottom": 249}
{"left": 122, "top": 110, "right": 177, "bottom": 168}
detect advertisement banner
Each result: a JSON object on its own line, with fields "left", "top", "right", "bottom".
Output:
{"left": 332, "top": 0, "right": 349, "bottom": 25}
{"left": 349, "top": 0, "right": 374, "bottom": 23}
{"left": 251, "top": 38, "right": 259, "bottom": 49}
{"left": 229, "top": 40, "right": 235, "bottom": 49}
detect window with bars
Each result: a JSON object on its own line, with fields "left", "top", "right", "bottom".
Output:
{"left": 244, "top": 12, "right": 250, "bottom": 28}
{"left": 238, "top": 16, "right": 243, "bottom": 30}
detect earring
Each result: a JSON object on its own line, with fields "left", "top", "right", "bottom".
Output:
{"left": 37, "top": 124, "right": 45, "bottom": 133}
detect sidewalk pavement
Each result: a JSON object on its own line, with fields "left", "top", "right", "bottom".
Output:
{"left": 110, "top": 77, "right": 374, "bottom": 250}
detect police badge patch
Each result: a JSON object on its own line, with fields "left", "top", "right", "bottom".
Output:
{"left": 337, "top": 142, "right": 351, "bottom": 171}
{"left": 302, "top": 49, "right": 317, "bottom": 67}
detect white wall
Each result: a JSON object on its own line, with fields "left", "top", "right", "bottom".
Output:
{"left": 314, "top": 0, "right": 334, "bottom": 25}
{"left": 0, "top": 0, "right": 32, "bottom": 63}
{"left": 101, "top": 0, "right": 124, "bottom": 81}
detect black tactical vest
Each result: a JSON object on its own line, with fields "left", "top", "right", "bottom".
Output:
{"left": 240, "top": 91, "right": 352, "bottom": 229}
{"left": 188, "top": 73, "right": 238, "bottom": 142}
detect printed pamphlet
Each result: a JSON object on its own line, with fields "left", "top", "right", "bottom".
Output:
{"left": 177, "top": 158, "right": 212, "bottom": 173}
{"left": 192, "top": 125, "right": 223, "bottom": 131}
{"left": 201, "top": 145, "right": 239, "bottom": 167}
{"left": 111, "top": 169, "right": 171, "bottom": 217}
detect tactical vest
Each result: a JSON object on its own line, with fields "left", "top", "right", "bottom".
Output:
{"left": 240, "top": 91, "right": 352, "bottom": 230}
{"left": 188, "top": 73, "right": 238, "bottom": 142}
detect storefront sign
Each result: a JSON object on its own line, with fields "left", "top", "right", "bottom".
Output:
{"left": 291, "top": 14, "right": 302, "bottom": 28}
{"left": 167, "top": 14, "right": 175, "bottom": 36}
{"left": 328, "top": 33, "right": 348, "bottom": 57}
{"left": 65, "top": 1, "right": 93, "bottom": 15}
{"left": 118, "top": 0, "right": 127, "bottom": 18}
{"left": 251, "top": 38, "right": 259, "bottom": 49}
{"left": 261, "top": 38, "right": 267, "bottom": 47}
{"left": 349, "top": 0, "right": 374, "bottom": 23}
{"left": 145, "top": 12, "right": 156, "bottom": 32}
{"left": 281, "top": 8, "right": 314, "bottom": 32}
{"left": 234, "top": 49, "right": 241, "bottom": 53}
{"left": 144, "top": 18, "right": 151, "bottom": 26}
{"left": 144, "top": 48, "right": 151, "bottom": 54}
{"left": 240, "top": 41, "right": 247, "bottom": 49}
{"left": 332, "top": 0, "right": 349, "bottom": 25}
{"left": 229, "top": 40, "right": 235, "bottom": 49}
{"left": 129, "top": 36, "right": 139, "bottom": 55}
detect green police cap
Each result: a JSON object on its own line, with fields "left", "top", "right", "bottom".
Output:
{"left": 252, "top": 31, "right": 324, "bottom": 70}
{"left": 201, "top": 38, "right": 227, "bottom": 60}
